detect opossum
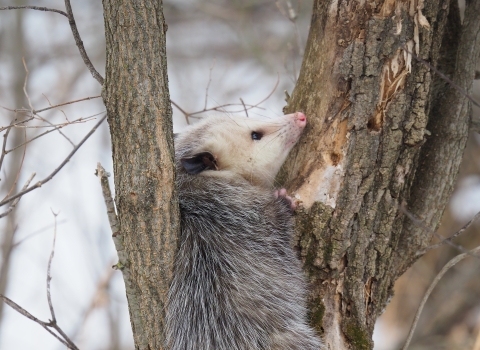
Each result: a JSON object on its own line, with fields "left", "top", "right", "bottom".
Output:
{"left": 166, "top": 112, "right": 323, "bottom": 350}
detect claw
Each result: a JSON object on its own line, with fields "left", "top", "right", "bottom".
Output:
{"left": 274, "top": 188, "right": 297, "bottom": 211}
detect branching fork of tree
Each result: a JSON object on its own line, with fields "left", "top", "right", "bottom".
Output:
{"left": 1, "top": 0, "right": 480, "bottom": 349}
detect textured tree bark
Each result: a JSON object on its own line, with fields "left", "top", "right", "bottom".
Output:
{"left": 102, "top": 1, "right": 178, "bottom": 349}
{"left": 279, "top": 0, "right": 480, "bottom": 348}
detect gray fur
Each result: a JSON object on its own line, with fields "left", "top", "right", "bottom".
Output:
{"left": 166, "top": 114, "right": 323, "bottom": 349}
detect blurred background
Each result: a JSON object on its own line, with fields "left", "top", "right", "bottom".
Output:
{"left": 0, "top": 1, "right": 478, "bottom": 349}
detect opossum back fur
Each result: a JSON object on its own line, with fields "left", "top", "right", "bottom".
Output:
{"left": 166, "top": 114, "right": 323, "bottom": 349}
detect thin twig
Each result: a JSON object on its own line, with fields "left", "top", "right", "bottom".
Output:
{"left": 401, "top": 244, "right": 480, "bottom": 350}
{"left": 0, "top": 6, "right": 67, "bottom": 17}
{"left": 0, "top": 114, "right": 107, "bottom": 208}
{"left": 241, "top": 72, "right": 280, "bottom": 111}
{"left": 38, "top": 93, "right": 73, "bottom": 143}
{"left": 405, "top": 47, "right": 480, "bottom": 109}
{"left": 5, "top": 115, "right": 99, "bottom": 154}
{"left": 5, "top": 114, "right": 98, "bottom": 129}
{"left": 96, "top": 163, "right": 120, "bottom": 240}
{"left": 47, "top": 210, "right": 58, "bottom": 322}
{"left": 204, "top": 58, "right": 216, "bottom": 110}
{"left": 97, "top": 163, "right": 147, "bottom": 343}
{"left": 7, "top": 95, "right": 101, "bottom": 116}
{"left": 0, "top": 116, "right": 34, "bottom": 133}
{"left": 0, "top": 173, "right": 35, "bottom": 219}
{"left": 240, "top": 98, "right": 249, "bottom": 118}
{"left": 20, "top": 57, "right": 73, "bottom": 147}
{"left": 0, "top": 120, "right": 13, "bottom": 173}
{"left": 173, "top": 101, "right": 264, "bottom": 118}
{"left": 417, "top": 210, "right": 480, "bottom": 256}
{"left": 395, "top": 202, "right": 480, "bottom": 259}
{"left": 64, "top": 0, "right": 104, "bottom": 85}
{"left": 0, "top": 295, "right": 75, "bottom": 349}
{"left": 170, "top": 100, "right": 189, "bottom": 117}
{"left": 32, "top": 115, "right": 75, "bottom": 147}
{"left": 22, "top": 58, "right": 34, "bottom": 111}
{"left": 42, "top": 93, "right": 70, "bottom": 122}
{"left": 172, "top": 73, "right": 279, "bottom": 121}
{"left": 34, "top": 95, "right": 101, "bottom": 114}
{"left": 12, "top": 220, "right": 67, "bottom": 249}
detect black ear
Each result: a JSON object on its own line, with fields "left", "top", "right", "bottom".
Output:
{"left": 181, "top": 152, "right": 218, "bottom": 175}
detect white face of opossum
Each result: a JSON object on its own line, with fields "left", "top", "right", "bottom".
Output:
{"left": 176, "top": 112, "right": 307, "bottom": 187}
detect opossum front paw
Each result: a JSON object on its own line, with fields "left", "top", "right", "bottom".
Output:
{"left": 274, "top": 188, "right": 297, "bottom": 211}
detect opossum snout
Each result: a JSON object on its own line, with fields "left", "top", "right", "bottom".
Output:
{"left": 285, "top": 111, "right": 307, "bottom": 129}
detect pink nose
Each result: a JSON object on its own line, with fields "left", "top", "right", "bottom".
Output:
{"left": 294, "top": 112, "right": 307, "bottom": 127}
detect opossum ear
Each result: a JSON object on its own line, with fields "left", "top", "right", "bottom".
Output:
{"left": 181, "top": 152, "right": 218, "bottom": 174}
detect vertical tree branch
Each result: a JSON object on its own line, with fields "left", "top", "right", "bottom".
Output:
{"left": 277, "top": 0, "right": 475, "bottom": 348}
{"left": 398, "top": 0, "right": 480, "bottom": 271}
{"left": 401, "top": 245, "right": 480, "bottom": 350}
{"left": 102, "top": 1, "right": 179, "bottom": 349}
{"left": 64, "top": 0, "right": 104, "bottom": 85}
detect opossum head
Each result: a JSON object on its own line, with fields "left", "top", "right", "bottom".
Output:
{"left": 175, "top": 112, "right": 307, "bottom": 187}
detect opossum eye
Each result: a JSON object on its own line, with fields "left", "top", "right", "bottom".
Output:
{"left": 181, "top": 152, "right": 218, "bottom": 174}
{"left": 251, "top": 131, "right": 263, "bottom": 141}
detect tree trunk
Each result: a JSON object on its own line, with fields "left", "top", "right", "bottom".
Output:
{"left": 280, "top": 0, "right": 480, "bottom": 349}
{"left": 100, "top": 0, "right": 480, "bottom": 349}
{"left": 102, "top": 1, "right": 178, "bottom": 349}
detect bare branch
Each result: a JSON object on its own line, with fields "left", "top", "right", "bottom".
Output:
{"left": 44, "top": 211, "right": 78, "bottom": 347}
{"left": 0, "top": 114, "right": 107, "bottom": 208}
{"left": 0, "top": 295, "right": 79, "bottom": 350}
{"left": 0, "top": 295, "right": 71, "bottom": 347}
{"left": 34, "top": 95, "right": 101, "bottom": 114}
{"left": 171, "top": 100, "right": 190, "bottom": 118}
{"left": 96, "top": 163, "right": 120, "bottom": 247}
{"left": 96, "top": 163, "right": 148, "bottom": 348}
{"left": 31, "top": 115, "right": 75, "bottom": 147}
{"left": 46, "top": 210, "right": 58, "bottom": 322}
{"left": 204, "top": 58, "right": 216, "bottom": 110}
{"left": 401, "top": 244, "right": 480, "bottom": 350}
{"left": 0, "top": 118, "right": 15, "bottom": 172}
{"left": 405, "top": 47, "right": 480, "bottom": 109}
{"left": 12, "top": 220, "right": 67, "bottom": 249}
{"left": 239, "top": 98, "right": 249, "bottom": 118}
{"left": 64, "top": 0, "right": 104, "bottom": 85}
{"left": 237, "top": 72, "right": 279, "bottom": 112}
{"left": 417, "top": 210, "right": 480, "bottom": 256}
{"left": 0, "top": 6, "right": 67, "bottom": 17}
{"left": 0, "top": 173, "right": 35, "bottom": 219}
{"left": 22, "top": 58, "right": 34, "bottom": 111}
{"left": 395, "top": 201, "right": 480, "bottom": 259}
{"left": 41, "top": 93, "right": 70, "bottom": 122}
{"left": 386, "top": 195, "right": 480, "bottom": 259}
{"left": 172, "top": 73, "right": 279, "bottom": 121}
{"left": 5, "top": 95, "right": 101, "bottom": 117}
{"left": 5, "top": 114, "right": 100, "bottom": 154}
{"left": 0, "top": 116, "right": 34, "bottom": 133}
